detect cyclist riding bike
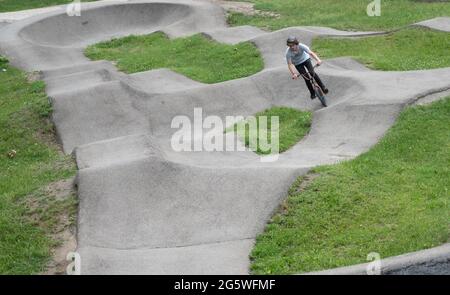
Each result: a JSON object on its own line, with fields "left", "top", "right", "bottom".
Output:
{"left": 286, "top": 36, "right": 329, "bottom": 99}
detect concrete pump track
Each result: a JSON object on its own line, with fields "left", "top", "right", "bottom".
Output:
{"left": 0, "top": 0, "right": 449, "bottom": 274}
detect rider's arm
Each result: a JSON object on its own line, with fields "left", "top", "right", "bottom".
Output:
{"left": 287, "top": 61, "right": 298, "bottom": 78}
{"left": 286, "top": 51, "right": 299, "bottom": 78}
{"left": 300, "top": 43, "right": 322, "bottom": 65}
{"left": 309, "top": 50, "right": 322, "bottom": 65}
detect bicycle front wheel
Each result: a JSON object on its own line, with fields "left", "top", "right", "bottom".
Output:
{"left": 315, "top": 87, "right": 327, "bottom": 107}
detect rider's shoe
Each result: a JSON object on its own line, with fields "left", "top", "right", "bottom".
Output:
{"left": 310, "top": 93, "right": 316, "bottom": 99}
{"left": 323, "top": 88, "right": 329, "bottom": 94}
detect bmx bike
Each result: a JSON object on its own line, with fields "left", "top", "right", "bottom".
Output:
{"left": 296, "top": 63, "right": 327, "bottom": 107}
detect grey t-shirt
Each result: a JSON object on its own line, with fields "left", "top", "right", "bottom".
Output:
{"left": 285, "top": 43, "right": 311, "bottom": 65}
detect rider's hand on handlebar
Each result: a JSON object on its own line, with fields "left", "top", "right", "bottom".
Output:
{"left": 316, "top": 60, "right": 322, "bottom": 66}
{"left": 292, "top": 73, "right": 299, "bottom": 79}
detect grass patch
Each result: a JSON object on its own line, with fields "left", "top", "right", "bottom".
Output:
{"left": 0, "top": 56, "right": 76, "bottom": 274}
{"left": 250, "top": 97, "right": 450, "bottom": 274}
{"left": 227, "top": 106, "right": 312, "bottom": 155}
{"left": 85, "top": 32, "right": 264, "bottom": 84}
{"left": 0, "top": 0, "right": 95, "bottom": 12}
{"left": 313, "top": 27, "right": 450, "bottom": 71}
{"left": 227, "top": 0, "right": 450, "bottom": 31}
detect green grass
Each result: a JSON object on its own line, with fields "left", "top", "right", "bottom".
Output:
{"left": 228, "top": 106, "right": 312, "bottom": 155}
{"left": 313, "top": 27, "right": 450, "bottom": 71}
{"left": 85, "top": 32, "right": 264, "bottom": 84}
{"left": 228, "top": 0, "right": 450, "bottom": 31}
{"left": 0, "top": 56, "right": 76, "bottom": 274}
{"left": 250, "top": 97, "right": 450, "bottom": 274}
{"left": 0, "top": 0, "right": 96, "bottom": 13}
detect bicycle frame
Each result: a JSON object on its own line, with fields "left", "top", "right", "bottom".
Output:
{"left": 299, "top": 64, "right": 322, "bottom": 90}
{"left": 297, "top": 64, "right": 327, "bottom": 107}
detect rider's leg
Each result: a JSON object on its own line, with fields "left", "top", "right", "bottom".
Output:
{"left": 304, "top": 58, "right": 328, "bottom": 93}
{"left": 295, "top": 63, "right": 315, "bottom": 98}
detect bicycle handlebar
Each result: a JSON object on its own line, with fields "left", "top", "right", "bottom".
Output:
{"left": 292, "top": 62, "right": 321, "bottom": 79}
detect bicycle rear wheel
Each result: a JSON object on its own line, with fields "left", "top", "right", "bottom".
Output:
{"left": 315, "top": 87, "right": 327, "bottom": 107}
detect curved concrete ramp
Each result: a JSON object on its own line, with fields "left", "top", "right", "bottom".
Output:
{"left": 0, "top": 0, "right": 226, "bottom": 70}
{"left": 19, "top": 3, "right": 194, "bottom": 47}
{"left": 52, "top": 67, "right": 364, "bottom": 153}
{"left": 203, "top": 25, "right": 267, "bottom": 44}
{"left": 0, "top": 0, "right": 449, "bottom": 274}
{"left": 77, "top": 158, "right": 303, "bottom": 249}
{"left": 415, "top": 17, "right": 450, "bottom": 32}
